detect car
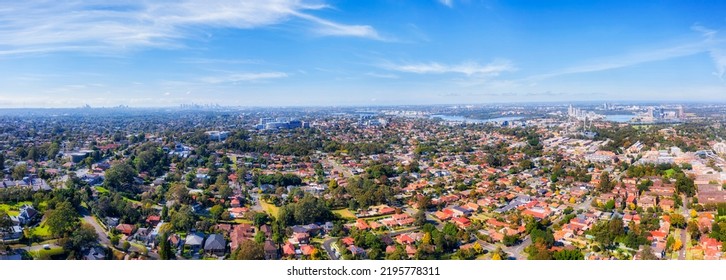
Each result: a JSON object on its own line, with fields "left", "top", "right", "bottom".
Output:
{"left": 43, "top": 244, "right": 51, "bottom": 250}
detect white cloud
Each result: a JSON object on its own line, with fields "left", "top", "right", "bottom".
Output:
{"left": 200, "top": 72, "right": 288, "bottom": 83}
{"left": 381, "top": 60, "right": 516, "bottom": 76}
{"left": 438, "top": 0, "right": 454, "bottom": 8}
{"left": 293, "top": 12, "right": 383, "bottom": 40}
{"left": 0, "top": 0, "right": 384, "bottom": 56}
{"left": 531, "top": 24, "right": 726, "bottom": 81}
{"left": 529, "top": 43, "right": 705, "bottom": 80}
{"left": 365, "top": 72, "right": 399, "bottom": 79}
{"left": 692, "top": 24, "right": 726, "bottom": 80}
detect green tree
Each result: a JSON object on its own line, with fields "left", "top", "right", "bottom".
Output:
{"left": 0, "top": 210, "right": 13, "bottom": 234}
{"left": 253, "top": 213, "right": 270, "bottom": 227}
{"left": 675, "top": 173, "right": 696, "bottom": 197}
{"left": 12, "top": 164, "right": 27, "bottom": 180}
{"left": 161, "top": 205, "right": 169, "bottom": 221}
{"left": 491, "top": 246, "right": 508, "bottom": 260}
{"left": 218, "top": 184, "right": 233, "bottom": 199}
{"left": 254, "top": 231, "right": 266, "bottom": 244}
{"left": 46, "top": 202, "right": 80, "bottom": 238}
{"left": 687, "top": 220, "right": 701, "bottom": 240}
{"left": 526, "top": 242, "right": 553, "bottom": 260}
{"left": 166, "top": 183, "right": 191, "bottom": 203}
{"left": 598, "top": 171, "right": 614, "bottom": 193}
{"left": 553, "top": 249, "right": 584, "bottom": 260}
{"left": 64, "top": 224, "right": 99, "bottom": 259}
{"left": 639, "top": 245, "right": 658, "bottom": 260}
{"left": 209, "top": 205, "right": 225, "bottom": 221}
{"left": 414, "top": 209, "right": 427, "bottom": 226}
{"left": 670, "top": 214, "right": 686, "bottom": 229}
{"left": 170, "top": 205, "right": 195, "bottom": 231}
{"left": 110, "top": 234, "right": 120, "bottom": 246}
{"left": 158, "top": 231, "right": 174, "bottom": 260}
{"left": 104, "top": 163, "right": 137, "bottom": 192}
{"left": 233, "top": 239, "right": 264, "bottom": 260}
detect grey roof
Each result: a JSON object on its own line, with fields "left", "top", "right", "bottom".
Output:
{"left": 185, "top": 233, "right": 205, "bottom": 246}
{"left": 204, "top": 234, "right": 226, "bottom": 250}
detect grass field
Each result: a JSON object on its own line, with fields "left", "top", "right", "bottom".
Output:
{"left": 0, "top": 204, "right": 19, "bottom": 216}
{"left": 260, "top": 200, "right": 279, "bottom": 217}
{"left": 233, "top": 219, "right": 253, "bottom": 224}
{"left": 95, "top": 186, "right": 110, "bottom": 194}
{"left": 333, "top": 209, "right": 356, "bottom": 220}
{"left": 122, "top": 196, "right": 141, "bottom": 204}
{"left": 30, "top": 247, "right": 65, "bottom": 260}
{"left": 0, "top": 201, "right": 33, "bottom": 216}
{"left": 30, "top": 223, "right": 52, "bottom": 239}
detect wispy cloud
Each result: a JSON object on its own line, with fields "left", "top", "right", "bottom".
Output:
{"left": 529, "top": 43, "right": 705, "bottom": 80}
{"left": 531, "top": 24, "right": 726, "bottom": 81}
{"left": 692, "top": 24, "right": 726, "bottom": 80}
{"left": 365, "top": 72, "right": 399, "bottom": 79}
{"left": 438, "top": 0, "right": 454, "bottom": 8}
{"left": 0, "top": 0, "right": 384, "bottom": 56}
{"left": 292, "top": 12, "right": 384, "bottom": 40}
{"left": 380, "top": 60, "right": 516, "bottom": 76}
{"left": 178, "top": 58, "right": 263, "bottom": 65}
{"left": 200, "top": 72, "right": 288, "bottom": 84}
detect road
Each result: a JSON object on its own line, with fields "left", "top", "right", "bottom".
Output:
{"left": 80, "top": 208, "right": 110, "bottom": 247}
{"left": 679, "top": 194, "right": 688, "bottom": 260}
{"left": 322, "top": 237, "right": 339, "bottom": 260}
{"left": 575, "top": 196, "right": 594, "bottom": 211}
{"left": 324, "top": 159, "right": 353, "bottom": 178}
{"left": 80, "top": 207, "right": 160, "bottom": 259}
{"left": 480, "top": 237, "right": 530, "bottom": 260}
{"left": 509, "top": 236, "right": 531, "bottom": 259}
{"left": 249, "top": 193, "right": 263, "bottom": 212}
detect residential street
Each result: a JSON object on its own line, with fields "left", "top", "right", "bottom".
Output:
{"left": 679, "top": 194, "right": 688, "bottom": 260}
{"left": 80, "top": 207, "right": 110, "bottom": 247}
{"left": 322, "top": 237, "right": 339, "bottom": 260}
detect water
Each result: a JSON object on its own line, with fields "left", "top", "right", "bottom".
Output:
{"left": 604, "top": 114, "right": 635, "bottom": 123}
{"left": 431, "top": 115, "right": 524, "bottom": 124}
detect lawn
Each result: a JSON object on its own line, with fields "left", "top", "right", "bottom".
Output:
{"left": 130, "top": 242, "right": 149, "bottom": 254}
{"left": 0, "top": 201, "right": 34, "bottom": 216}
{"left": 30, "top": 223, "right": 52, "bottom": 239}
{"left": 0, "top": 204, "right": 19, "bottom": 216}
{"left": 30, "top": 247, "right": 65, "bottom": 260}
{"left": 260, "top": 200, "right": 279, "bottom": 217}
{"left": 233, "top": 218, "right": 253, "bottom": 224}
{"left": 333, "top": 209, "right": 356, "bottom": 220}
{"left": 122, "top": 196, "right": 141, "bottom": 204}
{"left": 95, "top": 186, "right": 110, "bottom": 194}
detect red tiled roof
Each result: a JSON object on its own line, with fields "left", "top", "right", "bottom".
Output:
{"left": 282, "top": 243, "right": 295, "bottom": 255}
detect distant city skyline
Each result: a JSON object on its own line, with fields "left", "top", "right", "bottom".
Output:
{"left": 1, "top": 0, "right": 725, "bottom": 108}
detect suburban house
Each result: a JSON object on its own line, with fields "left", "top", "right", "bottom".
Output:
{"left": 204, "top": 234, "right": 226, "bottom": 256}
{"left": 116, "top": 224, "right": 136, "bottom": 236}
{"left": 185, "top": 232, "right": 205, "bottom": 251}
{"left": 17, "top": 205, "right": 39, "bottom": 226}
{"left": 282, "top": 243, "right": 296, "bottom": 256}
{"left": 230, "top": 224, "right": 256, "bottom": 251}
{"left": 264, "top": 240, "right": 279, "bottom": 260}
{"left": 1, "top": 225, "right": 23, "bottom": 241}
{"left": 84, "top": 247, "right": 106, "bottom": 260}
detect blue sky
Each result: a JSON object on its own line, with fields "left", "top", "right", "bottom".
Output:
{"left": 0, "top": 0, "right": 725, "bottom": 107}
